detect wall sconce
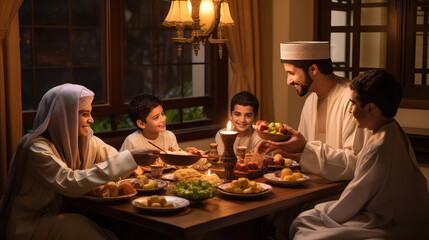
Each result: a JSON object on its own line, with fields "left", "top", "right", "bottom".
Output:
{"left": 163, "top": 0, "right": 235, "bottom": 59}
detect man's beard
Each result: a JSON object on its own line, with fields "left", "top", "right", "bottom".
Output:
{"left": 296, "top": 72, "right": 313, "bottom": 96}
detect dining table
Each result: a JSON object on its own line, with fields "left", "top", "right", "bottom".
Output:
{"left": 65, "top": 171, "right": 348, "bottom": 240}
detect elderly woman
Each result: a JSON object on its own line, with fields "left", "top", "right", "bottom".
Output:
{"left": 0, "top": 84, "right": 158, "bottom": 239}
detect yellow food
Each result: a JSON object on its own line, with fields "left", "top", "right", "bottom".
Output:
{"left": 238, "top": 178, "right": 249, "bottom": 189}
{"left": 284, "top": 158, "right": 293, "bottom": 166}
{"left": 224, "top": 178, "right": 262, "bottom": 194}
{"left": 273, "top": 153, "right": 283, "bottom": 161}
{"left": 243, "top": 188, "right": 253, "bottom": 194}
{"left": 147, "top": 195, "right": 160, "bottom": 206}
{"left": 137, "top": 174, "right": 149, "bottom": 184}
{"left": 282, "top": 175, "right": 296, "bottom": 181}
{"left": 296, "top": 177, "right": 306, "bottom": 181}
{"left": 103, "top": 181, "right": 119, "bottom": 197}
{"left": 151, "top": 203, "right": 162, "bottom": 208}
{"left": 281, "top": 168, "right": 293, "bottom": 178}
{"left": 292, "top": 172, "right": 303, "bottom": 179}
{"left": 164, "top": 202, "right": 174, "bottom": 208}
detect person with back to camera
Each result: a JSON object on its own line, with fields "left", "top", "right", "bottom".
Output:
{"left": 0, "top": 84, "right": 159, "bottom": 240}
{"left": 290, "top": 70, "right": 429, "bottom": 240}
{"left": 215, "top": 91, "right": 262, "bottom": 155}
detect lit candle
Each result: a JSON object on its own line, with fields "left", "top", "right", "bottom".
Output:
{"left": 207, "top": 169, "right": 211, "bottom": 176}
{"left": 220, "top": 121, "right": 237, "bottom": 135}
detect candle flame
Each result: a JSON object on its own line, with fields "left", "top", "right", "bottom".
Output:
{"left": 227, "top": 121, "right": 232, "bottom": 131}
{"left": 208, "top": 169, "right": 211, "bottom": 176}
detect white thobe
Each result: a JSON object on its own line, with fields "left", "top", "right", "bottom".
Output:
{"left": 299, "top": 76, "right": 369, "bottom": 181}
{"left": 291, "top": 122, "right": 429, "bottom": 240}
{"left": 120, "top": 130, "right": 179, "bottom": 152}
{"left": 215, "top": 128, "right": 262, "bottom": 156}
{"left": 6, "top": 136, "right": 138, "bottom": 240}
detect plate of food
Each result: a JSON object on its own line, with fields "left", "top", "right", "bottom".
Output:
{"left": 263, "top": 169, "right": 309, "bottom": 187}
{"left": 265, "top": 154, "right": 300, "bottom": 170}
{"left": 118, "top": 176, "right": 168, "bottom": 193}
{"left": 162, "top": 168, "right": 223, "bottom": 186}
{"left": 159, "top": 147, "right": 204, "bottom": 166}
{"left": 172, "top": 180, "right": 217, "bottom": 200}
{"left": 217, "top": 178, "right": 272, "bottom": 198}
{"left": 253, "top": 120, "right": 292, "bottom": 142}
{"left": 132, "top": 195, "right": 190, "bottom": 212}
{"left": 83, "top": 181, "right": 137, "bottom": 202}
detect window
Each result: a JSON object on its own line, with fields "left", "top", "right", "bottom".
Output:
{"left": 316, "top": 0, "right": 429, "bottom": 109}
{"left": 19, "top": 0, "right": 228, "bottom": 146}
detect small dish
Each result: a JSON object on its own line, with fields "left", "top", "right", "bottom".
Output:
{"left": 82, "top": 190, "right": 137, "bottom": 202}
{"left": 263, "top": 173, "right": 310, "bottom": 186}
{"left": 255, "top": 129, "right": 292, "bottom": 142}
{"left": 118, "top": 179, "right": 168, "bottom": 193}
{"left": 159, "top": 153, "right": 202, "bottom": 166}
{"left": 132, "top": 196, "right": 190, "bottom": 212}
{"left": 217, "top": 182, "right": 272, "bottom": 198}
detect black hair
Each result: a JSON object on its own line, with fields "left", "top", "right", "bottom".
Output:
{"left": 230, "top": 91, "right": 259, "bottom": 115}
{"left": 128, "top": 94, "right": 162, "bottom": 128}
{"left": 280, "top": 59, "right": 334, "bottom": 75}
{"left": 349, "top": 70, "right": 403, "bottom": 118}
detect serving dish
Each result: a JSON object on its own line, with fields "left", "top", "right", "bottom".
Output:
{"left": 159, "top": 153, "right": 202, "bottom": 166}
{"left": 217, "top": 182, "right": 272, "bottom": 198}
{"left": 118, "top": 179, "right": 168, "bottom": 193}
{"left": 255, "top": 129, "right": 292, "bottom": 142}
{"left": 132, "top": 196, "right": 190, "bottom": 212}
{"left": 82, "top": 190, "right": 137, "bottom": 202}
{"left": 263, "top": 173, "right": 310, "bottom": 186}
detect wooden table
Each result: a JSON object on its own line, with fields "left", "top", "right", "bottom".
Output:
{"left": 66, "top": 173, "right": 348, "bottom": 240}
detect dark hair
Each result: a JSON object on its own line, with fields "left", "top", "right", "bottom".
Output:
{"left": 128, "top": 94, "right": 162, "bottom": 128}
{"left": 349, "top": 70, "right": 403, "bottom": 118}
{"left": 230, "top": 91, "right": 259, "bottom": 115}
{"left": 280, "top": 59, "right": 334, "bottom": 75}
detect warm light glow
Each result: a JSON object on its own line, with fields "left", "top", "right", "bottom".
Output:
{"left": 227, "top": 120, "right": 232, "bottom": 131}
{"left": 163, "top": 0, "right": 193, "bottom": 25}
{"left": 219, "top": 2, "right": 234, "bottom": 26}
{"left": 207, "top": 169, "right": 211, "bottom": 175}
{"left": 198, "top": 0, "right": 215, "bottom": 33}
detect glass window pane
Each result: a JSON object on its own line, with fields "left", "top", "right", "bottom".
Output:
{"left": 116, "top": 114, "right": 134, "bottom": 129}
{"left": 19, "top": 0, "right": 32, "bottom": 25}
{"left": 124, "top": 0, "right": 152, "bottom": 28}
{"left": 72, "top": 29, "right": 102, "bottom": 65}
{"left": 361, "top": 7, "right": 388, "bottom": 26}
{"left": 331, "top": 32, "right": 353, "bottom": 68}
{"left": 331, "top": 0, "right": 354, "bottom": 4}
{"left": 124, "top": 30, "right": 152, "bottom": 65}
{"left": 361, "top": 0, "right": 387, "bottom": 3}
{"left": 157, "top": 65, "right": 181, "bottom": 99}
{"left": 165, "top": 109, "right": 180, "bottom": 123}
{"left": 35, "top": 68, "right": 70, "bottom": 104}
{"left": 71, "top": 0, "right": 102, "bottom": 26}
{"left": 331, "top": 10, "right": 353, "bottom": 27}
{"left": 34, "top": 0, "right": 68, "bottom": 25}
{"left": 183, "top": 106, "right": 205, "bottom": 122}
{"left": 124, "top": 67, "right": 153, "bottom": 103}
{"left": 20, "top": 28, "right": 32, "bottom": 67}
{"left": 415, "top": 73, "right": 422, "bottom": 85}
{"left": 416, "top": 5, "right": 427, "bottom": 25}
{"left": 35, "top": 28, "right": 70, "bottom": 66}
{"left": 360, "top": 32, "right": 387, "bottom": 68}
{"left": 334, "top": 71, "right": 346, "bottom": 77}
{"left": 21, "top": 70, "right": 34, "bottom": 111}
{"left": 154, "top": 30, "right": 181, "bottom": 64}
{"left": 184, "top": 64, "right": 206, "bottom": 97}
{"left": 415, "top": 32, "right": 424, "bottom": 69}
{"left": 92, "top": 116, "right": 112, "bottom": 132}
{"left": 73, "top": 68, "right": 104, "bottom": 103}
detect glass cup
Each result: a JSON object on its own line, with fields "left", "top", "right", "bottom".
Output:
{"left": 150, "top": 165, "right": 163, "bottom": 179}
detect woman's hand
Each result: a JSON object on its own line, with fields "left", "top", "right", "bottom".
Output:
{"left": 130, "top": 147, "right": 160, "bottom": 166}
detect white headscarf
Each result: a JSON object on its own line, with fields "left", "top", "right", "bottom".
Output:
{"left": 0, "top": 84, "right": 94, "bottom": 234}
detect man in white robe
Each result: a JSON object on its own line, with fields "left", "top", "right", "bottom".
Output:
{"left": 258, "top": 41, "right": 369, "bottom": 181}
{"left": 0, "top": 84, "right": 159, "bottom": 240}
{"left": 291, "top": 70, "right": 429, "bottom": 240}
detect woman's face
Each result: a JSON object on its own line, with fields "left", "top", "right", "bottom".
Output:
{"left": 78, "top": 105, "right": 94, "bottom": 137}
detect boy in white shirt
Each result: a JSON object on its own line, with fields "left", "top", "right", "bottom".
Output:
{"left": 291, "top": 70, "right": 429, "bottom": 240}
{"left": 121, "top": 94, "right": 179, "bottom": 156}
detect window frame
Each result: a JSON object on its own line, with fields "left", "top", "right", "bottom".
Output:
{"left": 21, "top": 0, "right": 229, "bottom": 148}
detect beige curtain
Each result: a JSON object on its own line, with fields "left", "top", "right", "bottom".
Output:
{"left": 0, "top": 0, "right": 23, "bottom": 197}
{"left": 225, "top": 0, "right": 274, "bottom": 120}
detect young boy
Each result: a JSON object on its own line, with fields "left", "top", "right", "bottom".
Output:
{"left": 120, "top": 94, "right": 179, "bottom": 153}
{"left": 215, "top": 91, "right": 262, "bottom": 155}
{"left": 290, "top": 70, "right": 429, "bottom": 240}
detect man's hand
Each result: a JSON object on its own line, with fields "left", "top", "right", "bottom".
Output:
{"left": 130, "top": 147, "right": 160, "bottom": 166}
{"left": 263, "top": 124, "right": 307, "bottom": 156}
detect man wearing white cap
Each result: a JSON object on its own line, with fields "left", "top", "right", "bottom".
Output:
{"left": 258, "top": 41, "right": 368, "bottom": 181}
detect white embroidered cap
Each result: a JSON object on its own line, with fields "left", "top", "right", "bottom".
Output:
{"left": 280, "top": 41, "right": 330, "bottom": 60}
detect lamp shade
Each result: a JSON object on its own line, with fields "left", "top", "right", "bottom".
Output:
{"left": 219, "top": 1, "right": 234, "bottom": 26}
{"left": 163, "top": 0, "right": 194, "bottom": 27}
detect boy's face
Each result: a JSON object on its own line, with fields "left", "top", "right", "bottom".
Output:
{"left": 349, "top": 90, "right": 370, "bottom": 129}
{"left": 141, "top": 105, "right": 167, "bottom": 133}
{"left": 229, "top": 104, "right": 256, "bottom": 133}
{"left": 78, "top": 105, "right": 94, "bottom": 137}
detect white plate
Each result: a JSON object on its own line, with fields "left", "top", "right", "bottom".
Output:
{"left": 161, "top": 173, "right": 175, "bottom": 181}
{"left": 268, "top": 160, "right": 300, "bottom": 170}
{"left": 118, "top": 179, "right": 168, "bottom": 193}
{"left": 217, "top": 182, "right": 272, "bottom": 198}
{"left": 82, "top": 190, "right": 137, "bottom": 202}
{"left": 263, "top": 172, "right": 310, "bottom": 186}
{"left": 132, "top": 196, "right": 190, "bottom": 212}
